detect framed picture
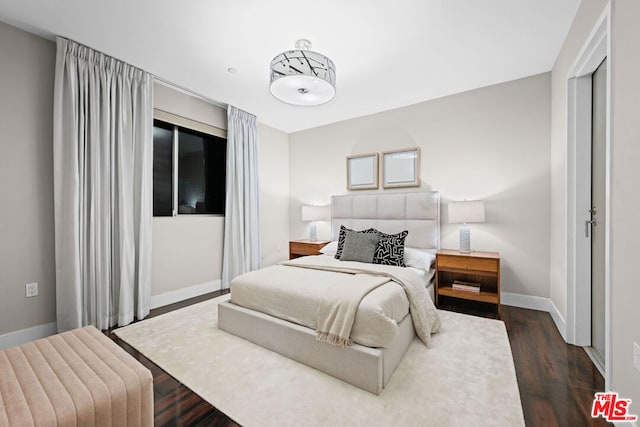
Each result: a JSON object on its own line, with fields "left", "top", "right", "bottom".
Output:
{"left": 382, "top": 147, "right": 420, "bottom": 188}
{"left": 347, "top": 153, "right": 379, "bottom": 190}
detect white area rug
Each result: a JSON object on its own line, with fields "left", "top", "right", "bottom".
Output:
{"left": 115, "top": 295, "right": 524, "bottom": 427}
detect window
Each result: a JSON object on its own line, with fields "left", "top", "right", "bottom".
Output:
{"left": 153, "top": 121, "right": 174, "bottom": 216}
{"left": 153, "top": 117, "right": 227, "bottom": 216}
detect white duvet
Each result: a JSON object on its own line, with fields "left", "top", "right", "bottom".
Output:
{"left": 229, "top": 255, "right": 438, "bottom": 348}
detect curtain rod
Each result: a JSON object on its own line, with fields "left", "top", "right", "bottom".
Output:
{"left": 57, "top": 36, "right": 228, "bottom": 110}
{"left": 153, "top": 76, "right": 228, "bottom": 110}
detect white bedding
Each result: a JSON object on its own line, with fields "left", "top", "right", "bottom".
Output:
{"left": 229, "top": 255, "right": 434, "bottom": 348}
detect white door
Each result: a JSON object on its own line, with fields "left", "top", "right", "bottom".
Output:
{"left": 590, "top": 58, "right": 607, "bottom": 366}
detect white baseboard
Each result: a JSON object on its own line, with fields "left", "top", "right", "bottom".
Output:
{"left": 0, "top": 281, "right": 221, "bottom": 350}
{"left": 548, "top": 299, "right": 567, "bottom": 341}
{"left": 0, "top": 282, "right": 220, "bottom": 350}
{"left": 150, "top": 280, "right": 221, "bottom": 310}
{"left": 584, "top": 346, "right": 605, "bottom": 377}
{"left": 0, "top": 322, "right": 58, "bottom": 350}
{"left": 501, "top": 292, "right": 568, "bottom": 341}
{"left": 501, "top": 292, "right": 550, "bottom": 312}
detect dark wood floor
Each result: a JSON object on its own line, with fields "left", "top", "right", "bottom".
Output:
{"left": 107, "top": 291, "right": 239, "bottom": 427}
{"left": 108, "top": 293, "right": 610, "bottom": 427}
{"left": 502, "top": 307, "right": 611, "bottom": 427}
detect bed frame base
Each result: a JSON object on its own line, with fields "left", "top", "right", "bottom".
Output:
{"left": 218, "top": 301, "right": 415, "bottom": 395}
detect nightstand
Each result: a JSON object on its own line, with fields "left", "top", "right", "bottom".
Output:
{"left": 289, "top": 240, "right": 330, "bottom": 260}
{"left": 435, "top": 249, "right": 501, "bottom": 318}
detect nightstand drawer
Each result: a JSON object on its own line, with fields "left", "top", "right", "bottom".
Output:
{"left": 289, "top": 241, "right": 323, "bottom": 256}
{"left": 437, "top": 255, "right": 498, "bottom": 273}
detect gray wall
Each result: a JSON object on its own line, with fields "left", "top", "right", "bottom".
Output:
{"left": 610, "top": 0, "right": 640, "bottom": 412}
{"left": 0, "top": 23, "right": 290, "bottom": 337}
{"left": 289, "top": 73, "right": 552, "bottom": 300}
{"left": 257, "top": 123, "right": 291, "bottom": 267}
{"left": 0, "top": 21, "right": 56, "bottom": 335}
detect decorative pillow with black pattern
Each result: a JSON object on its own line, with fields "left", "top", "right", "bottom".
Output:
{"left": 334, "top": 225, "right": 378, "bottom": 259}
{"left": 372, "top": 230, "right": 409, "bottom": 267}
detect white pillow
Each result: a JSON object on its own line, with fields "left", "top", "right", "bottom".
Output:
{"left": 404, "top": 248, "right": 435, "bottom": 271}
{"left": 319, "top": 241, "right": 338, "bottom": 256}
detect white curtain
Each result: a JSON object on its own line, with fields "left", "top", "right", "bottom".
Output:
{"left": 222, "top": 106, "right": 260, "bottom": 289}
{"left": 53, "top": 37, "right": 153, "bottom": 331}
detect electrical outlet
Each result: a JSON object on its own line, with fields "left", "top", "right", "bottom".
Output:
{"left": 634, "top": 342, "right": 640, "bottom": 374}
{"left": 25, "top": 282, "right": 38, "bottom": 298}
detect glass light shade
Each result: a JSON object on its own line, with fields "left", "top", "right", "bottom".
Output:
{"left": 448, "top": 201, "right": 485, "bottom": 224}
{"left": 270, "top": 49, "right": 336, "bottom": 106}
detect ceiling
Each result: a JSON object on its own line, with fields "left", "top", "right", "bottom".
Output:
{"left": 0, "top": 0, "right": 580, "bottom": 133}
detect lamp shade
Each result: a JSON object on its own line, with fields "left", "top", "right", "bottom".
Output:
{"left": 270, "top": 39, "right": 336, "bottom": 106}
{"left": 448, "top": 200, "right": 485, "bottom": 224}
{"left": 301, "top": 205, "right": 330, "bottom": 222}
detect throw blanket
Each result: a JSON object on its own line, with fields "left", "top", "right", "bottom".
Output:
{"left": 281, "top": 257, "right": 441, "bottom": 346}
{"left": 316, "top": 274, "right": 389, "bottom": 347}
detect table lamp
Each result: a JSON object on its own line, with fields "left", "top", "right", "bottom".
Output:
{"left": 448, "top": 200, "right": 485, "bottom": 253}
{"left": 301, "top": 205, "right": 330, "bottom": 241}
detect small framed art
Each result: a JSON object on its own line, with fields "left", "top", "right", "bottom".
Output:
{"left": 347, "top": 153, "right": 379, "bottom": 190}
{"left": 382, "top": 147, "right": 420, "bottom": 188}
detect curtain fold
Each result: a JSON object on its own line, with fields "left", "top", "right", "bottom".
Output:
{"left": 53, "top": 37, "right": 153, "bottom": 331}
{"left": 221, "top": 106, "right": 260, "bottom": 289}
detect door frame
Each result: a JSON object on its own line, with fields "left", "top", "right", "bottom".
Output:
{"left": 565, "top": 3, "right": 611, "bottom": 387}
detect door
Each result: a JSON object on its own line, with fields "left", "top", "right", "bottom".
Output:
{"left": 590, "top": 58, "right": 607, "bottom": 366}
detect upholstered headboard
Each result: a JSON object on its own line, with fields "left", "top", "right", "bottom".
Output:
{"left": 331, "top": 191, "right": 440, "bottom": 252}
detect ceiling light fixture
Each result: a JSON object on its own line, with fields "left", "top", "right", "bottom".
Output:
{"left": 269, "top": 39, "right": 336, "bottom": 106}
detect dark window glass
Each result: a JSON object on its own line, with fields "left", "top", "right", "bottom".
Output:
{"left": 177, "top": 126, "right": 226, "bottom": 214}
{"left": 152, "top": 121, "right": 173, "bottom": 216}
{"left": 152, "top": 119, "right": 227, "bottom": 216}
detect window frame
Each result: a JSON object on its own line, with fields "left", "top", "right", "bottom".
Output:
{"left": 153, "top": 109, "right": 227, "bottom": 217}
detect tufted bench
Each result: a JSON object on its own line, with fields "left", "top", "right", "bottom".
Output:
{"left": 0, "top": 326, "right": 153, "bottom": 426}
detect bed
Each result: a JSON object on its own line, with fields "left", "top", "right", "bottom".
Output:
{"left": 218, "top": 191, "right": 440, "bottom": 394}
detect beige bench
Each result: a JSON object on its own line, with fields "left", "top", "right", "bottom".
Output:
{"left": 0, "top": 326, "right": 153, "bottom": 426}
